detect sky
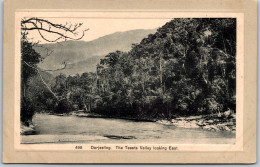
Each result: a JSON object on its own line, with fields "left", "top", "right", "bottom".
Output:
{"left": 25, "top": 18, "right": 172, "bottom": 44}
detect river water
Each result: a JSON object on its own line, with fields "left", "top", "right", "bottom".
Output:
{"left": 21, "top": 113, "right": 235, "bottom": 144}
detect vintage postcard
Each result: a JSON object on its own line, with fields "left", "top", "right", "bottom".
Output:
{"left": 3, "top": 0, "right": 257, "bottom": 164}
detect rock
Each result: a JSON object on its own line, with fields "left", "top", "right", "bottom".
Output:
{"left": 217, "top": 112, "right": 222, "bottom": 118}
{"left": 216, "top": 124, "right": 224, "bottom": 131}
{"left": 203, "top": 125, "right": 219, "bottom": 131}
{"left": 190, "top": 125, "right": 200, "bottom": 128}
{"left": 21, "top": 124, "right": 36, "bottom": 135}
{"left": 196, "top": 120, "right": 205, "bottom": 126}
{"left": 207, "top": 120, "right": 214, "bottom": 124}
{"left": 184, "top": 116, "right": 203, "bottom": 120}
{"left": 165, "top": 115, "right": 235, "bottom": 132}
{"left": 224, "top": 126, "right": 231, "bottom": 131}
{"left": 188, "top": 120, "right": 200, "bottom": 128}
{"left": 213, "top": 119, "right": 220, "bottom": 123}
{"left": 203, "top": 125, "right": 211, "bottom": 130}
{"left": 157, "top": 120, "right": 173, "bottom": 126}
{"left": 226, "top": 122, "right": 234, "bottom": 126}
{"left": 171, "top": 119, "right": 179, "bottom": 123}
{"left": 224, "top": 109, "right": 232, "bottom": 117}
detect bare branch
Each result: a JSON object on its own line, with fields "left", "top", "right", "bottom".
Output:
{"left": 21, "top": 17, "right": 89, "bottom": 102}
{"left": 43, "top": 62, "right": 68, "bottom": 72}
{"left": 37, "top": 71, "right": 60, "bottom": 100}
{"left": 21, "top": 17, "right": 89, "bottom": 43}
{"left": 22, "top": 60, "right": 61, "bottom": 100}
{"left": 23, "top": 60, "right": 68, "bottom": 72}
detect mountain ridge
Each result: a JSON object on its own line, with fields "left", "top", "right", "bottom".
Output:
{"left": 35, "top": 28, "right": 157, "bottom": 76}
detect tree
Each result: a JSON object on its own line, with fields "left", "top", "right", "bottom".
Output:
{"left": 21, "top": 36, "right": 42, "bottom": 125}
{"left": 21, "top": 18, "right": 236, "bottom": 123}
{"left": 21, "top": 17, "right": 88, "bottom": 125}
{"left": 90, "top": 18, "right": 236, "bottom": 119}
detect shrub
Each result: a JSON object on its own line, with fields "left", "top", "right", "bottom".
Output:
{"left": 54, "top": 98, "right": 73, "bottom": 114}
{"left": 21, "top": 99, "right": 35, "bottom": 126}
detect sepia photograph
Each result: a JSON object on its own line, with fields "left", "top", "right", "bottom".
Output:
{"left": 19, "top": 15, "right": 237, "bottom": 145}
{"left": 2, "top": 0, "right": 257, "bottom": 164}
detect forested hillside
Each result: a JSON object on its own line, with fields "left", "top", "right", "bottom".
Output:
{"left": 22, "top": 18, "right": 236, "bottom": 124}
{"left": 44, "top": 18, "right": 236, "bottom": 120}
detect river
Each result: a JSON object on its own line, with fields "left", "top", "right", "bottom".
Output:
{"left": 21, "top": 113, "right": 236, "bottom": 144}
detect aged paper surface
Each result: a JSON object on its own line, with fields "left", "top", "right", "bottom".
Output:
{"left": 3, "top": 0, "right": 257, "bottom": 164}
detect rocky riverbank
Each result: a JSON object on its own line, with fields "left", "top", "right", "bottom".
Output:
{"left": 20, "top": 123, "right": 37, "bottom": 135}
{"left": 157, "top": 114, "right": 236, "bottom": 133}
{"left": 61, "top": 111, "right": 236, "bottom": 133}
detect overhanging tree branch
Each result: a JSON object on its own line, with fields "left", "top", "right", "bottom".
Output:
{"left": 21, "top": 17, "right": 89, "bottom": 42}
{"left": 23, "top": 60, "right": 68, "bottom": 72}
{"left": 22, "top": 60, "right": 68, "bottom": 101}
{"left": 21, "top": 17, "right": 88, "bottom": 101}
{"left": 37, "top": 71, "right": 60, "bottom": 101}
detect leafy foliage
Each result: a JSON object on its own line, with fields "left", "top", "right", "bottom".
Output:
{"left": 22, "top": 18, "right": 236, "bottom": 122}
{"left": 89, "top": 18, "right": 236, "bottom": 119}
{"left": 21, "top": 35, "right": 42, "bottom": 125}
{"left": 20, "top": 18, "right": 88, "bottom": 125}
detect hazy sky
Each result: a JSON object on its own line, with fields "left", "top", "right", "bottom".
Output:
{"left": 25, "top": 18, "right": 172, "bottom": 44}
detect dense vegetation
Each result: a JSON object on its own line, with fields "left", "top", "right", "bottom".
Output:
{"left": 21, "top": 18, "right": 236, "bottom": 124}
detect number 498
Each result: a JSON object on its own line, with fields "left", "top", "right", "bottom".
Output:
{"left": 75, "top": 146, "right": 83, "bottom": 149}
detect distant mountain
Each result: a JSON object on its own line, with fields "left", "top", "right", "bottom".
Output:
{"left": 50, "top": 56, "right": 103, "bottom": 76}
{"left": 35, "top": 29, "right": 157, "bottom": 76}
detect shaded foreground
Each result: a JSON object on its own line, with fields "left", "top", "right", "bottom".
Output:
{"left": 21, "top": 113, "right": 235, "bottom": 144}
